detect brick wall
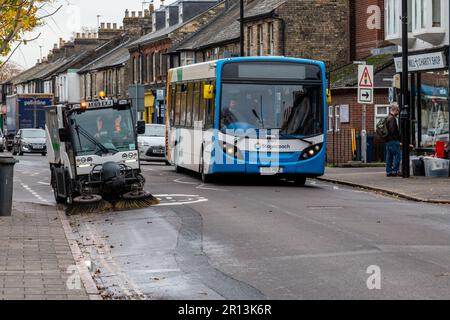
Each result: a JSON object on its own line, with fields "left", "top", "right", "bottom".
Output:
{"left": 353, "top": 0, "right": 387, "bottom": 60}
{"left": 327, "top": 88, "right": 390, "bottom": 164}
{"left": 276, "top": 0, "right": 350, "bottom": 69}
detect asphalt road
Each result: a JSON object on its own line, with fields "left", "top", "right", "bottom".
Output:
{"left": 10, "top": 154, "right": 450, "bottom": 300}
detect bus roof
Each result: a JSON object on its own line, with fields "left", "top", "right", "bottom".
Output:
{"left": 168, "top": 57, "right": 326, "bottom": 83}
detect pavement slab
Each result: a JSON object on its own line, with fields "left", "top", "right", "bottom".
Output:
{"left": 0, "top": 202, "right": 91, "bottom": 300}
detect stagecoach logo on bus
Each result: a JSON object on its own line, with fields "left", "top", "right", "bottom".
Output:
{"left": 173, "top": 128, "right": 324, "bottom": 167}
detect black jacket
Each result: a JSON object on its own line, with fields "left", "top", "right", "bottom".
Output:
{"left": 385, "top": 114, "right": 400, "bottom": 142}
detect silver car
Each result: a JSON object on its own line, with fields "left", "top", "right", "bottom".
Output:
{"left": 138, "top": 124, "right": 169, "bottom": 164}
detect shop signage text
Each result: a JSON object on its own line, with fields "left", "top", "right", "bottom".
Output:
{"left": 395, "top": 52, "right": 446, "bottom": 73}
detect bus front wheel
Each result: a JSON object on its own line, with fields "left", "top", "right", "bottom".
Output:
{"left": 200, "top": 152, "right": 213, "bottom": 184}
{"left": 293, "top": 175, "right": 307, "bottom": 187}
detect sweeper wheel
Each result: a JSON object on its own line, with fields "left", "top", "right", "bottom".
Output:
{"left": 66, "top": 194, "right": 113, "bottom": 215}
{"left": 122, "top": 190, "right": 152, "bottom": 200}
{"left": 73, "top": 194, "right": 103, "bottom": 204}
{"left": 113, "top": 190, "right": 160, "bottom": 211}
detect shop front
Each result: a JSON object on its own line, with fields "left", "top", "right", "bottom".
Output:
{"left": 395, "top": 47, "right": 449, "bottom": 156}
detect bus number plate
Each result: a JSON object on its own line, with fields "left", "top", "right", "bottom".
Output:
{"left": 260, "top": 167, "right": 283, "bottom": 175}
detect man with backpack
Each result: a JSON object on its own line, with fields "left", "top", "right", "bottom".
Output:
{"left": 378, "top": 104, "right": 401, "bottom": 177}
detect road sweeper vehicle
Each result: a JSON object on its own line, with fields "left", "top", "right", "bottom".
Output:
{"left": 45, "top": 99, "right": 158, "bottom": 214}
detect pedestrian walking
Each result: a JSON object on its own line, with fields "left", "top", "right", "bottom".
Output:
{"left": 385, "top": 104, "right": 401, "bottom": 177}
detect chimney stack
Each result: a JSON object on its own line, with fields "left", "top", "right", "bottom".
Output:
{"left": 125, "top": 9, "right": 129, "bottom": 18}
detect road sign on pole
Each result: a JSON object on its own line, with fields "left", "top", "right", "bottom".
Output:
{"left": 357, "top": 65, "right": 374, "bottom": 104}
{"left": 357, "top": 64, "right": 374, "bottom": 164}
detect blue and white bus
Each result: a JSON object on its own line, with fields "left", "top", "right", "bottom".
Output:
{"left": 166, "top": 57, "right": 327, "bottom": 185}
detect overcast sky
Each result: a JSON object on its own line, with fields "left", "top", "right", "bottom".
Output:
{"left": 10, "top": 0, "right": 176, "bottom": 69}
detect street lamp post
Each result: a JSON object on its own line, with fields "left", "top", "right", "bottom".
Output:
{"left": 240, "top": 0, "right": 244, "bottom": 56}
{"left": 400, "top": 0, "right": 410, "bottom": 178}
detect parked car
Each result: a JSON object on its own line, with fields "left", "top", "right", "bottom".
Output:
{"left": 138, "top": 124, "right": 169, "bottom": 164}
{"left": 0, "top": 129, "right": 5, "bottom": 152}
{"left": 12, "top": 128, "right": 47, "bottom": 156}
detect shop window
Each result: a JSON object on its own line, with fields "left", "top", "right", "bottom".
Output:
{"left": 419, "top": 71, "right": 449, "bottom": 148}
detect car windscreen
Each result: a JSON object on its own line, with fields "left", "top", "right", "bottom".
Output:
{"left": 142, "top": 125, "right": 165, "bottom": 137}
{"left": 22, "top": 130, "right": 46, "bottom": 138}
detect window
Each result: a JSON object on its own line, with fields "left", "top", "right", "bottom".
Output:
{"left": 199, "top": 82, "right": 207, "bottom": 125}
{"left": 186, "top": 83, "right": 194, "bottom": 127}
{"left": 247, "top": 27, "right": 253, "bottom": 56}
{"left": 268, "top": 22, "right": 274, "bottom": 55}
{"left": 375, "top": 105, "right": 390, "bottom": 129}
{"left": 257, "top": 24, "right": 263, "bottom": 56}
{"left": 328, "top": 106, "right": 334, "bottom": 132}
{"left": 193, "top": 82, "right": 201, "bottom": 124}
{"left": 145, "top": 54, "right": 150, "bottom": 83}
{"left": 180, "top": 84, "right": 187, "bottom": 126}
{"left": 155, "top": 51, "right": 160, "bottom": 80}
{"left": 150, "top": 52, "right": 154, "bottom": 82}
{"left": 175, "top": 84, "right": 182, "bottom": 126}
{"left": 205, "top": 81, "right": 216, "bottom": 128}
{"left": 334, "top": 105, "right": 341, "bottom": 132}
{"left": 432, "top": 0, "right": 441, "bottom": 27}
{"left": 132, "top": 57, "right": 138, "bottom": 84}
{"left": 169, "top": 84, "right": 176, "bottom": 125}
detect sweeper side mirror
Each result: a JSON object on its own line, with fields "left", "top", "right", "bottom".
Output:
{"left": 137, "top": 121, "right": 146, "bottom": 135}
{"left": 59, "top": 128, "right": 70, "bottom": 142}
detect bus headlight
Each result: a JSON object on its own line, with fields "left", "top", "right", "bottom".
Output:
{"left": 300, "top": 143, "right": 323, "bottom": 160}
{"left": 221, "top": 140, "right": 243, "bottom": 160}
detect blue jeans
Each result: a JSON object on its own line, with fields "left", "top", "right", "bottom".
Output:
{"left": 385, "top": 140, "right": 401, "bottom": 174}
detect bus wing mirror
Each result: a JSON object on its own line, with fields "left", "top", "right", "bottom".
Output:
{"left": 326, "top": 89, "right": 332, "bottom": 105}
{"left": 137, "top": 121, "right": 146, "bottom": 135}
{"left": 58, "top": 128, "right": 70, "bottom": 142}
{"left": 203, "top": 84, "right": 215, "bottom": 100}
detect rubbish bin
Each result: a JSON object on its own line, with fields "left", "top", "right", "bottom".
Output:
{"left": 0, "top": 155, "right": 18, "bottom": 217}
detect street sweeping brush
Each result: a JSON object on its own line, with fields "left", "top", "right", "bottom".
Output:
{"left": 66, "top": 194, "right": 113, "bottom": 215}
{"left": 112, "top": 190, "right": 160, "bottom": 211}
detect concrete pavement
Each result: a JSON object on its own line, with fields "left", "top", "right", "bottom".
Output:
{"left": 321, "top": 167, "right": 450, "bottom": 204}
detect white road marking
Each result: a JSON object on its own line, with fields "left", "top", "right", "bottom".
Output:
{"left": 196, "top": 184, "right": 230, "bottom": 192}
{"left": 153, "top": 194, "right": 208, "bottom": 206}
{"left": 21, "top": 183, "right": 50, "bottom": 204}
{"left": 174, "top": 178, "right": 198, "bottom": 185}
{"left": 37, "top": 181, "right": 50, "bottom": 186}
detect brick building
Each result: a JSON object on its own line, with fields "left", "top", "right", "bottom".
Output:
{"left": 328, "top": 0, "right": 399, "bottom": 165}
{"left": 126, "top": 0, "right": 224, "bottom": 123}
{"left": 78, "top": 7, "right": 153, "bottom": 101}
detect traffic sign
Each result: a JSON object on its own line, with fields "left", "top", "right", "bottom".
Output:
{"left": 358, "top": 65, "right": 374, "bottom": 104}
{"left": 358, "top": 88, "right": 373, "bottom": 104}
{"left": 358, "top": 65, "right": 374, "bottom": 88}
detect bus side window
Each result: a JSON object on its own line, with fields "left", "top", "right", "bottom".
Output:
{"left": 193, "top": 82, "right": 201, "bottom": 126}
{"left": 180, "top": 83, "right": 187, "bottom": 127}
{"left": 205, "top": 81, "right": 216, "bottom": 129}
{"left": 175, "top": 84, "right": 182, "bottom": 126}
{"left": 186, "top": 82, "right": 194, "bottom": 128}
{"left": 170, "top": 84, "right": 176, "bottom": 126}
{"left": 199, "top": 82, "right": 207, "bottom": 128}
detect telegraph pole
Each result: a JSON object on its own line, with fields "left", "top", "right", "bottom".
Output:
{"left": 240, "top": 0, "right": 244, "bottom": 56}
{"left": 400, "top": 0, "right": 410, "bottom": 178}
